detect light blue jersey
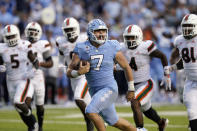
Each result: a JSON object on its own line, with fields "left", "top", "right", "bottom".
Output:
{"left": 73, "top": 40, "right": 121, "bottom": 90}
{"left": 74, "top": 40, "right": 121, "bottom": 125}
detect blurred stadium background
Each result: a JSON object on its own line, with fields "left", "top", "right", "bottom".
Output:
{"left": 0, "top": 0, "right": 196, "bottom": 130}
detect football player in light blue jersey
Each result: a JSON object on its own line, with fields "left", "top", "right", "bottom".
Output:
{"left": 67, "top": 19, "right": 141, "bottom": 131}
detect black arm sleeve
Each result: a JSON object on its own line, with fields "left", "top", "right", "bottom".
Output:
{"left": 45, "top": 56, "right": 52, "bottom": 61}
{"left": 59, "top": 50, "right": 64, "bottom": 56}
{"left": 0, "top": 56, "right": 4, "bottom": 65}
{"left": 149, "top": 49, "right": 168, "bottom": 67}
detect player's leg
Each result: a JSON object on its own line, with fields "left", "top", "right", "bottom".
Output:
{"left": 75, "top": 99, "right": 94, "bottom": 131}
{"left": 15, "top": 102, "right": 37, "bottom": 130}
{"left": 143, "top": 105, "right": 168, "bottom": 131}
{"left": 134, "top": 80, "right": 154, "bottom": 129}
{"left": 36, "top": 105, "right": 44, "bottom": 131}
{"left": 130, "top": 98, "right": 144, "bottom": 128}
{"left": 136, "top": 79, "right": 168, "bottom": 131}
{"left": 33, "top": 74, "right": 45, "bottom": 131}
{"left": 113, "top": 118, "right": 136, "bottom": 131}
{"left": 183, "top": 80, "right": 197, "bottom": 131}
{"left": 13, "top": 79, "right": 38, "bottom": 130}
{"left": 72, "top": 78, "right": 94, "bottom": 131}
{"left": 85, "top": 87, "right": 119, "bottom": 131}
{"left": 100, "top": 104, "right": 136, "bottom": 131}
{"left": 86, "top": 113, "right": 106, "bottom": 131}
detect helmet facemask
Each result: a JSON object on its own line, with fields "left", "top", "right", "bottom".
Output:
{"left": 26, "top": 28, "right": 41, "bottom": 43}
{"left": 124, "top": 35, "right": 140, "bottom": 49}
{"left": 182, "top": 24, "right": 197, "bottom": 40}
{"left": 90, "top": 29, "right": 108, "bottom": 45}
{"left": 63, "top": 27, "right": 78, "bottom": 42}
{"left": 5, "top": 34, "right": 19, "bottom": 47}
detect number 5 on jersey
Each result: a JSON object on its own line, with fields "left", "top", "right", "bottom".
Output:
{"left": 10, "top": 54, "right": 19, "bottom": 68}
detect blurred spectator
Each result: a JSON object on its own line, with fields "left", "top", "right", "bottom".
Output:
{"left": 57, "top": 72, "right": 70, "bottom": 104}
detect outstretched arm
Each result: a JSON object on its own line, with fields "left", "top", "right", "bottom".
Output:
{"left": 115, "top": 51, "right": 135, "bottom": 101}
{"left": 115, "top": 51, "right": 144, "bottom": 127}
{"left": 170, "top": 48, "right": 180, "bottom": 64}
{"left": 150, "top": 49, "right": 168, "bottom": 67}
{"left": 150, "top": 49, "right": 171, "bottom": 90}
{"left": 169, "top": 48, "right": 184, "bottom": 70}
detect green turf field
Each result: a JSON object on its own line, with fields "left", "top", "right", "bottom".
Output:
{"left": 0, "top": 104, "right": 188, "bottom": 131}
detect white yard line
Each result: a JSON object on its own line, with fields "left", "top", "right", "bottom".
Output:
{"left": 0, "top": 119, "right": 187, "bottom": 128}
{"left": 54, "top": 111, "right": 187, "bottom": 119}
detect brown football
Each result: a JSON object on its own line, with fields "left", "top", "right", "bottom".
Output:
{"left": 81, "top": 60, "right": 88, "bottom": 66}
{"left": 73, "top": 60, "right": 88, "bottom": 70}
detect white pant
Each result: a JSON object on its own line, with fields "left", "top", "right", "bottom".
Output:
{"left": 135, "top": 79, "right": 154, "bottom": 112}
{"left": 7, "top": 78, "right": 34, "bottom": 104}
{"left": 71, "top": 75, "right": 91, "bottom": 104}
{"left": 183, "top": 79, "right": 197, "bottom": 120}
{"left": 31, "top": 72, "right": 45, "bottom": 105}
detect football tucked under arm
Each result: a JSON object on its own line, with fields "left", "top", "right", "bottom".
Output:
{"left": 71, "top": 60, "right": 88, "bottom": 70}
{"left": 67, "top": 60, "right": 90, "bottom": 78}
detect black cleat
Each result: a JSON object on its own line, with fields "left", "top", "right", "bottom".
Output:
{"left": 28, "top": 122, "right": 38, "bottom": 131}
{"left": 158, "top": 118, "right": 169, "bottom": 131}
{"left": 87, "top": 121, "right": 94, "bottom": 131}
{"left": 39, "top": 127, "right": 43, "bottom": 131}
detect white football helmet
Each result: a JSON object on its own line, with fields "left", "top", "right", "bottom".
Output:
{"left": 123, "top": 24, "right": 143, "bottom": 49}
{"left": 25, "top": 22, "right": 42, "bottom": 42}
{"left": 62, "top": 17, "right": 80, "bottom": 41}
{"left": 3, "top": 25, "right": 20, "bottom": 47}
{"left": 181, "top": 14, "right": 197, "bottom": 39}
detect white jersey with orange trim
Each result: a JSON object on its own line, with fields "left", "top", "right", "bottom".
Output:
{"left": 174, "top": 35, "right": 197, "bottom": 81}
{"left": 56, "top": 33, "right": 91, "bottom": 101}
{"left": 124, "top": 40, "right": 157, "bottom": 83}
{"left": 0, "top": 40, "right": 35, "bottom": 104}
{"left": 30, "top": 40, "right": 52, "bottom": 76}
{"left": 0, "top": 40, "right": 35, "bottom": 80}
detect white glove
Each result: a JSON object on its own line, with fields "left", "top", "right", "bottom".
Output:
{"left": 0, "top": 65, "right": 6, "bottom": 72}
{"left": 160, "top": 66, "right": 171, "bottom": 90}
{"left": 168, "top": 64, "right": 177, "bottom": 72}
{"left": 58, "top": 64, "right": 67, "bottom": 73}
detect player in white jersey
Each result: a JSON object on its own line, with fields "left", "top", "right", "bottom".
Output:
{"left": 56, "top": 17, "right": 94, "bottom": 131}
{"left": 123, "top": 24, "right": 171, "bottom": 131}
{"left": 0, "top": 25, "right": 39, "bottom": 131}
{"left": 168, "top": 14, "right": 197, "bottom": 131}
{"left": 25, "top": 22, "right": 53, "bottom": 131}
